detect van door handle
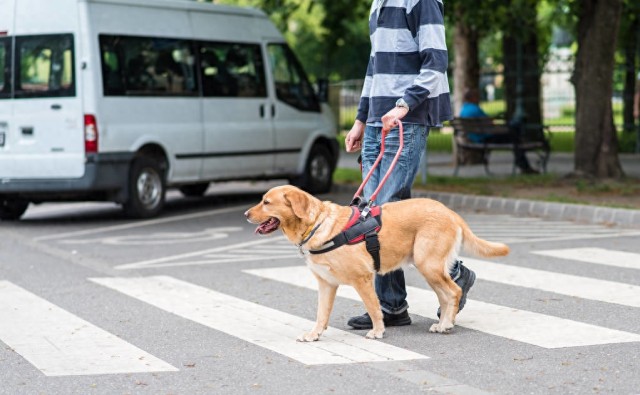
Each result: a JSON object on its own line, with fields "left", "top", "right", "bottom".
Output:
{"left": 21, "top": 127, "right": 34, "bottom": 136}
{"left": 271, "top": 104, "right": 275, "bottom": 118}
{"left": 259, "top": 104, "right": 265, "bottom": 118}
{"left": 51, "top": 104, "right": 62, "bottom": 110}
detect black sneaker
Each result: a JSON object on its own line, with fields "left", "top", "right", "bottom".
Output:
{"left": 347, "top": 310, "right": 411, "bottom": 330}
{"left": 437, "top": 264, "right": 476, "bottom": 318}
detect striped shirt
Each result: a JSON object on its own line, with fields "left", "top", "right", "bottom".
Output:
{"left": 356, "top": 0, "right": 452, "bottom": 127}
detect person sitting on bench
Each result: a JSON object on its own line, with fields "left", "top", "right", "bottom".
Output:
{"left": 460, "top": 88, "right": 539, "bottom": 174}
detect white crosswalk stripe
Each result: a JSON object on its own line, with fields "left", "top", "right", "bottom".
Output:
{"left": 462, "top": 257, "right": 640, "bottom": 308}
{"left": 461, "top": 214, "right": 639, "bottom": 243}
{"left": 244, "top": 266, "right": 640, "bottom": 349}
{"left": 90, "top": 276, "right": 429, "bottom": 365}
{"left": 0, "top": 281, "right": 177, "bottom": 376}
{"left": 531, "top": 247, "right": 640, "bottom": 270}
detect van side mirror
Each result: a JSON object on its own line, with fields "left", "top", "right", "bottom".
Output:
{"left": 316, "top": 78, "right": 329, "bottom": 103}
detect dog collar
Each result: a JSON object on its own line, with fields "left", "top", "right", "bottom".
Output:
{"left": 297, "top": 222, "right": 322, "bottom": 249}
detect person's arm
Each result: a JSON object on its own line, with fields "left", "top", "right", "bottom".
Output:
{"left": 401, "top": 0, "right": 448, "bottom": 115}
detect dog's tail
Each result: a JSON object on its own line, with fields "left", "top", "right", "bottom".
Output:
{"left": 460, "top": 220, "right": 510, "bottom": 258}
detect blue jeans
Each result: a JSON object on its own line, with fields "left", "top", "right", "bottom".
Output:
{"left": 361, "top": 123, "right": 429, "bottom": 314}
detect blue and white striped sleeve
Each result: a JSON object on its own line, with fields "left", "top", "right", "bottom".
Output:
{"left": 356, "top": 55, "right": 374, "bottom": 123}
{"left": 402, "top": 0, "right": 449, "bottom": 110}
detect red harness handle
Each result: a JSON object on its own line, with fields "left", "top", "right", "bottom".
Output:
{"left": 353, "top": 120, "right": 405, "bottom": 206}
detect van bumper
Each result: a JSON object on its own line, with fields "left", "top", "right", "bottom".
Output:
{"left": 0, "top": 152, "right": 133, "bottom": 199}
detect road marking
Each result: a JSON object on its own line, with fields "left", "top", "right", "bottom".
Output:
{"left": 244, "top": 266, "right": 640, "bottom": 349}
{"left": 115, "top": 237, "right": 298, "bottom": 270}
{"left": 462, "top": 258, "right": 640, "bottom": 308}
{"left": 461, "top": 214, "right": 640, "bottom": 244}
{"left": 34, "top": 205, "right": 246, "bottom": 242}
{"left": 531, "top": 248, "right": 640, "bottom": 270}
{"left": 58, "top": 227, "right": 243, "bottom": 246}
{"left": 90, "top": 276, "right": 428, "bottom": 365}
{"left": 0, "top": 281, "right": 177, "bottom": 376}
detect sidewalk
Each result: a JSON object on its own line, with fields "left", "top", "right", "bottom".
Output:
{"left": 336, "top": 151, "right": 640, "bottom": 228}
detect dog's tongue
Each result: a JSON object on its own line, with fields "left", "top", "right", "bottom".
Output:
{"left": 255, "top": 218, "right": 279, "bottom": 235}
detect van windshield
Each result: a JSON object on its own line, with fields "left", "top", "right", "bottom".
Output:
{"left": 0, "top": 37, "right": 10, "bottom": 99}
{"left": 0, "top": 34, "right": 75, "bottom": 99}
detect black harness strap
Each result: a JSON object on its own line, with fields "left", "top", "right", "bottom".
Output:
{"left": 308, "top": 206, "right": 382, "bottom": 272}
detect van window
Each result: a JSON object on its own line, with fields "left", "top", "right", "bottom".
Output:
{"left": 0, "top": 37, "right": 9, "bottom": 98}
{"left": 14, "top": 34, "right": 75, "bottom": 98}
{"left": 267, "top": 44, "right": 319, "bottom": 112}
{"left": 199, "top": 42, "right": 267, "bottom": 98}
{"left": 100, "top": 35, "right": 198, "bottom": 96}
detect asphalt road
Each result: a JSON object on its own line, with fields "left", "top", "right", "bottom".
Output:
{"left": 1, "top": 182, "right": 639, "bottom": 395}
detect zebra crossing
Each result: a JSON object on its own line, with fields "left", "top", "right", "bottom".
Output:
{"left": 1, "top": 246, "right": 639, "bottom": 377}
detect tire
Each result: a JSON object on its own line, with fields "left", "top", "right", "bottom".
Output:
{"left": 0, "top": 199, "right": 29, "bottom": 221}
{"left": 179, "top": 183, "right": 209, "bottom": 197}
{"left": 292, "top": 144, "right": 334, "bottom": 194}
{"left": 123, "top": 156, "right": 166, "bottom": 218}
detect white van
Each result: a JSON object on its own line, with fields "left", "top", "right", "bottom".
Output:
{"left": 0, "top": 0, "right": 338, "bottom": 220}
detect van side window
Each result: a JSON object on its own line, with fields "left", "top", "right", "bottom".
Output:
{"left": 0, "top": 38, "right": 9, "bottom": 98}
{"left": 100, "top": 35, "right": 198, "bottom": 96}
{"left": 267, "top": 44, "right": 319, "bottom": 112}
{"left": 199, "top": 42, "right": 266, "bottom": 98}
{"left": 14, "top": 34, "right": 75, "bottom": 98}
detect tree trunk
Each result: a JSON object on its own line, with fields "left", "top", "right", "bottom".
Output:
{"left": 622, "top": 16, "right": 638, "bottom": 133}
{"left": 572, "top": 0, "right": 624, "bottom": 178}
{"left": 452, "top": 5, "right": 479, "bottom": 116}
{"left": 502, "top": 4, "right": 541, "bottom": 125}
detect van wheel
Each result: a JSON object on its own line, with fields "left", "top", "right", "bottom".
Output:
{"left": 0, "top": 199, "right": 29, "bottom": 221}
{"left": 292, "top": 144, "right": 334, "bottom": 194}
{"left": 123, "top": 157, "right": 166, "bottom": 218}
{"left": 179, "top": 183, "right": 209, "bottom": 197}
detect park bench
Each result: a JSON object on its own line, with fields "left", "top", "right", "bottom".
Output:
{"left": 449, "top": 117, "right": 551, "bottom": 176}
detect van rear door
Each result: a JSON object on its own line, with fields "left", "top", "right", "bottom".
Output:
{"left": 0, "top": 0, "right": 84, "bottom": 179}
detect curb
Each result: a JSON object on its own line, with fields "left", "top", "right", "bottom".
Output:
{"left": 332, "top": 184, "right": 640, "bottom": 229}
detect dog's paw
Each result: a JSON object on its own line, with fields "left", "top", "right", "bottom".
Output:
{"left": 296, "top": 332, "right": 320, "bottom": 342}
{"left": 429, "top": 323, "right": 453, "bottom": 334}
{"left": 365, "top": 329, "right": 384, "bottom": 339}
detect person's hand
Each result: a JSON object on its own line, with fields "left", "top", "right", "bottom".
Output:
{"left": 381, "top": 106, "right": 409, "bottom": 132}
{"left": 345, "top": 120, "right": 365, "bottom": 152}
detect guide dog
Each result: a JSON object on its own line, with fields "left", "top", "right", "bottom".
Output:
{"left": 245, "top": 185, "right": 509, "bottom": 341}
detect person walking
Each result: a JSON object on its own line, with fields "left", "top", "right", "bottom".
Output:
{"left": 344, "top": 0, "right": 476, "bottom": 329}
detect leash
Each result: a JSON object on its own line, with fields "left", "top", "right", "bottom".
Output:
{"left": 352, "top": 121, "right": 404, "bottom": 213}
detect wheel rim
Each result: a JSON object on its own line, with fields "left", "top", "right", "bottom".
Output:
{"left": 136, "top": 167, "right": 162, "bottom": 210}
{"left": 310, "top": 154, "right": 330, "bottom": 185}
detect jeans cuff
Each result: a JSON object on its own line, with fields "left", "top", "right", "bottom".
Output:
{"left": 380, "top": 303, "right": 409, "bottom": 315}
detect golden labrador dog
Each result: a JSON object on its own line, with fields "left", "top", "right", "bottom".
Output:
{"left": 245, "top": 185, "right": 509, "bottom": 341}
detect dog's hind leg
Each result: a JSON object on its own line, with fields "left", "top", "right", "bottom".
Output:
{"left": 351, "top": 275, "right": 385, "bottom": 339}
{"left": 413, "top": 240, "right": 461, "bottom": 333}
{"left": 297, "top": 273, "right": 337, "bottom": 342}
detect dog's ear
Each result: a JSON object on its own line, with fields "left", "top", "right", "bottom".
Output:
{"left": 284, "top": 189, "right": 309, "bottom": 220}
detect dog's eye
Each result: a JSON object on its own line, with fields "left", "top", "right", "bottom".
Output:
{"left": 263, "top": 200, "right": 270, "bottom": 205}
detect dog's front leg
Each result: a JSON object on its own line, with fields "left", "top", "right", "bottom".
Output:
{"left": 352, "top": 276, "right": 385, "bottom": 339}
{"left": 297, "top": 274, "right": 337, "bottom": 342}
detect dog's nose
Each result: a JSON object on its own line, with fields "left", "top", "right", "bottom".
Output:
{"left": 244, "top": 210, "right": 250, "bottom": 218}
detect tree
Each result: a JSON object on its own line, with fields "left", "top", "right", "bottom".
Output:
{"left": 571, "top": 0, "right": 624, "bottom": 178}
{"left": 619, "top": 0, "right": 640, "bottom": 133}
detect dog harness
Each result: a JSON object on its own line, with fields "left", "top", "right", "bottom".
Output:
{"left": 308, "top": 204, "right": 383, "bottom": 272}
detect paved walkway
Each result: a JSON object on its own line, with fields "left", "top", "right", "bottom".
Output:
{"left": 336, "top": 150, "right": 640, "bottom": 228}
